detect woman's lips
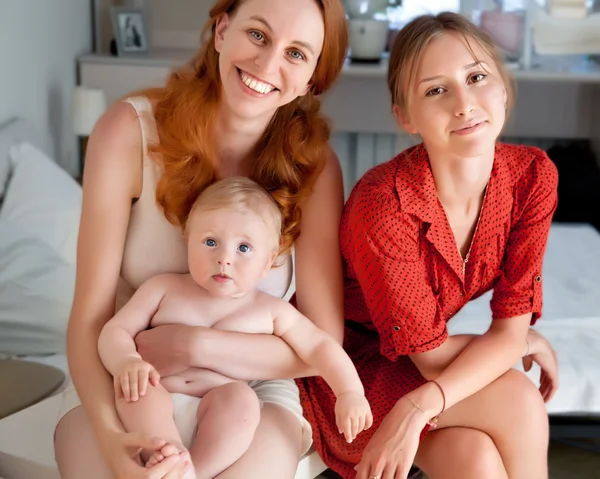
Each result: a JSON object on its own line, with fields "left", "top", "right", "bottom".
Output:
{"left": 452, "top": 121, "right": 486, "bottom": 136}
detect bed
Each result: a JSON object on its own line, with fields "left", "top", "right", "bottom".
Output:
{"left": 448, "top": 221, "right": 600, "bottom": 452}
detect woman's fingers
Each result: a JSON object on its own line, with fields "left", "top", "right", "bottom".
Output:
{"left": 146, "top": 452, "right": 190, "bottom": 478}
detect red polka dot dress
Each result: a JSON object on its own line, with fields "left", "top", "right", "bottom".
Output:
{"left": 297, "top": 143, "right": 558, "bottom": 478}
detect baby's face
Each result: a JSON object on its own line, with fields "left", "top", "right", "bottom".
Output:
{"left": 186, "top": 207, "right": 277, "bottom": 298}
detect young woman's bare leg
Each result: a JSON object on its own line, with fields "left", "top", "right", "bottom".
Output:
{"left": 431, "top": 369, "right": 549, "bottom": 478}
{"left": 214, "top": 403, "right": 303, "bottom": 479}
{"left": 189, "top": 382, "right": 261, "bottom": 479}
{"left": 54, "top": 407, "right": 114, "bottom": 479}
{"left": 415, "top": 427, "right": 508, "bottom": 479}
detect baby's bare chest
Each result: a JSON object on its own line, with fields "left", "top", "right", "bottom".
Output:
{"left": 148, "top": 286, "right": 271, "bottom": 331}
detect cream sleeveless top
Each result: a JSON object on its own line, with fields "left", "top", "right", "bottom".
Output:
{"left": 117, "top": 96, "right": 293, "bottom": 305}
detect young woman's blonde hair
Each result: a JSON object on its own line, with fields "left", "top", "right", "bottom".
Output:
{"left": 388, "top": 12, "right": 515, "bottom": 119}
{"left": 186, "top": 176, "right": 283, "bottom": 253}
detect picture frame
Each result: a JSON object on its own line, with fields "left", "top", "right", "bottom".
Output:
{"left": 110, "top": 6, "right": 151, "bottom": 56}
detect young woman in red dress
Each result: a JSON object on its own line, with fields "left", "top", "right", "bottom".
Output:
{"left": 298, "top": 12, "right": 560, "bottom": 479}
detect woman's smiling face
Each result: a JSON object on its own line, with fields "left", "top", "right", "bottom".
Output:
{"left": 214, "top": 0, "right": 325, "bottom": 122}
{"left": 396, "top": 32, "right": 508, "bottom": 158}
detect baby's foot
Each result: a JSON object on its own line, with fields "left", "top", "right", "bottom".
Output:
{"left": 145, "top": 442, "right": 185, "bottom": 468}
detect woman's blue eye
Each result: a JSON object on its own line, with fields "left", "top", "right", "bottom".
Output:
{"left": 205, "top": 239, "right": 216, "bottom": 247}
{"left": 238, "top": 244, "right": 251, "bottom": 253}
{"left": 289, "top": 50, "right": 305, "bottom": 61}
{"left": 250, "top": 31, "right": 264, "bottom": 42}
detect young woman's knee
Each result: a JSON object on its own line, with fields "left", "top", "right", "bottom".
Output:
{"left": 460, "top": 431, "right": 508, "bottom": 479}
{"left": 202, "top": 382, "right": 261, "bottom": 427}
{"left": 497, "top": 369, "right": 549, "bottom": 438}
{"left": 417, "top": 428, "right": 507, "bottom": 479}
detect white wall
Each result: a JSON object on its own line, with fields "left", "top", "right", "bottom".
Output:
{"left": 0, "top": 0, "right": 92, "bottom": 175}
{"left": 150, "top": 0, "right": 210, "bottom": 32}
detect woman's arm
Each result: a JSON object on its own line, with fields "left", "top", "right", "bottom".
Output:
{"left": 409, "top": 314, "right": 531, "bottom": 416}
{"left": 137, "top": 149, "right": 346, "bottom": 380}
{"left": 409, "top": 152, "right": 559, "bottom": 417}
{"left": 67, "top": 102, "right": 143, "bottom": 452}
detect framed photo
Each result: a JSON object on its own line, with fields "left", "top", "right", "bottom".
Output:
{"left": 111, "top": 7, "right": 150, "bottom": 56}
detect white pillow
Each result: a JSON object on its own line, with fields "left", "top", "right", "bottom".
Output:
{"left": 0, "top": 142, "right": 81, "bottom": 356}
{"left": 0, "top": 119, "right": 49, "bottom": 201}
{"left": 0, "top": 142, "right": 81, "bottom": 265}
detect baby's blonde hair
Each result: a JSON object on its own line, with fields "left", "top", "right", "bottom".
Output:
{"left": 186, "top": 177, "right": 282, "bottom": 253}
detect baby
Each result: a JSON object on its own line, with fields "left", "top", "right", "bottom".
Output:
{"left": 98, "top": 177, "right": 372, "bottom": 479}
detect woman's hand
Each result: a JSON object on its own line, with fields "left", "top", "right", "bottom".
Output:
{"left": 355, "top": 397, "right": 428, "bottom": 479}
{"left": 523, "top": 328, "right": 559, "bottom": 403}
{"left": 135, "top": 324, "right": 204, "bottom": 376}
{"left": 105, "top": 431, "right": 192, "bottom": 478}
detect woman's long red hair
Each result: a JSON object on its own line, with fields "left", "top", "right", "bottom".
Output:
{"left": 139, "top": 0, "right": 347, "bottom": 254}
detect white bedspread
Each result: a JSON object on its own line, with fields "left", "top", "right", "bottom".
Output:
{"left": 448, "top": 224, "right": 600, "bottom": 415}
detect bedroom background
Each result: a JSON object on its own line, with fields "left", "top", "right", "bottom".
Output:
{"left": 1, "top": 0, "right": 600, "bottom": 478}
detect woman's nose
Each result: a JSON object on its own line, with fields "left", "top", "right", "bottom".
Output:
{"left": 254, "top": 47, "right": 280, "bottom": 75}
{"left": 454, "top": 89, "right": 476, "bottom": 117}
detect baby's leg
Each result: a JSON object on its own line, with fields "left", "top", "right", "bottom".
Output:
{"left": 189, "top": 382, "right": 261, "bottom": 479}
{"left": 116, "top": 383, "right": 194, "bottom": 478}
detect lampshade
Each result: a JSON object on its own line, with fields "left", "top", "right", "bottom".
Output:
{"left": 72, "top": 86, "right": 107, "bottom": 136}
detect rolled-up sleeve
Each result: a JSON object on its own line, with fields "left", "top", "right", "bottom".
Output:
{"left": 347, "top": 187, "right": 447, "bottom": 361}
{"left": 491, "top": 152, "right": 559, "bottom": 324}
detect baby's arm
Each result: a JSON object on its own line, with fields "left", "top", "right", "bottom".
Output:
{"left": 98, "top": 274, "right": 168, "bottom": 399}
{"left": 272, "top": 300, "right": 373, "bottom": 442}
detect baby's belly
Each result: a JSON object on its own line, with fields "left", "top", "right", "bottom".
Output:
{"left": 160, "top": 368, "right": 247, "bottom": 398}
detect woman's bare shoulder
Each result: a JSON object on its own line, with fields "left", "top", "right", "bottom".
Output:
{"left": 83, "top": 100, "right": 144, "bottom": 198}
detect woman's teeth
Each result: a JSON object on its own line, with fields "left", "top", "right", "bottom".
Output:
{"left": 239, "top": 70, "right": 275, "bottom": 94}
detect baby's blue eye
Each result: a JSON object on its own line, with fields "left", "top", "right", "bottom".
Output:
{"left": 238, "top": 244, "right": 251, "bottom": 253}
{"left": 205, "top": 239, "right": 217, "bottom": 247}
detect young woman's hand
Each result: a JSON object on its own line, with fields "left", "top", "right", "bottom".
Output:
{"left": 135, "top": 324, "right": 206, "bottom": 376}
{"left": 105, "top": 431, "right": 192, "bottom": 479}
{"left": 354, "top": 397, "right": 428, "bottom": 479}
{"left": 523, "top": 328, "right": 559, "bottom": 403}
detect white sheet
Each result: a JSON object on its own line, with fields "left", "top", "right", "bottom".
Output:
{"left": 448, "top": 223, "right": 600, "bottom": 415}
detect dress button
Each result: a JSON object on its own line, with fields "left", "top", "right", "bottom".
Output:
{"left": 535, "top": 275, "right": 542, "bottom": 283}
{"left": 393, "top": 326, "right": 401, "bottom": 331}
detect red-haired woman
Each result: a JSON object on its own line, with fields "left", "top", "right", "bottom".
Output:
{"left": 54, "top": 0, "right": 348, "bottom": 477}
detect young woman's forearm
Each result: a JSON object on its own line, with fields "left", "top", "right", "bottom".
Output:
{"left": 193, "top": 328, "right": 317, "bottom": 380}
{"left": 67, "top": 323, "right": 124, "bottom": 438}
{"left": 413, "top": 327, "right": 526, "bottom": 417}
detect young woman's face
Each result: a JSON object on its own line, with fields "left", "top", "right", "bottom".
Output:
{"left": 397, "top": 32, "right": 507, "bottom": 158}
{"left": 214, "top": 0, "right": 324, "bottom": 122}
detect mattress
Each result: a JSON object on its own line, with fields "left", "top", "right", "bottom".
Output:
{"left": 448, "top": 223, "right": 600, "bottom": 415}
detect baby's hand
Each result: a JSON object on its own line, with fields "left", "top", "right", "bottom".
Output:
{"left": 335, "top": 391, "right": 373, "bottom": 443}
{"left": 114, "top": 356, "right": 160, "bottom": 402}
